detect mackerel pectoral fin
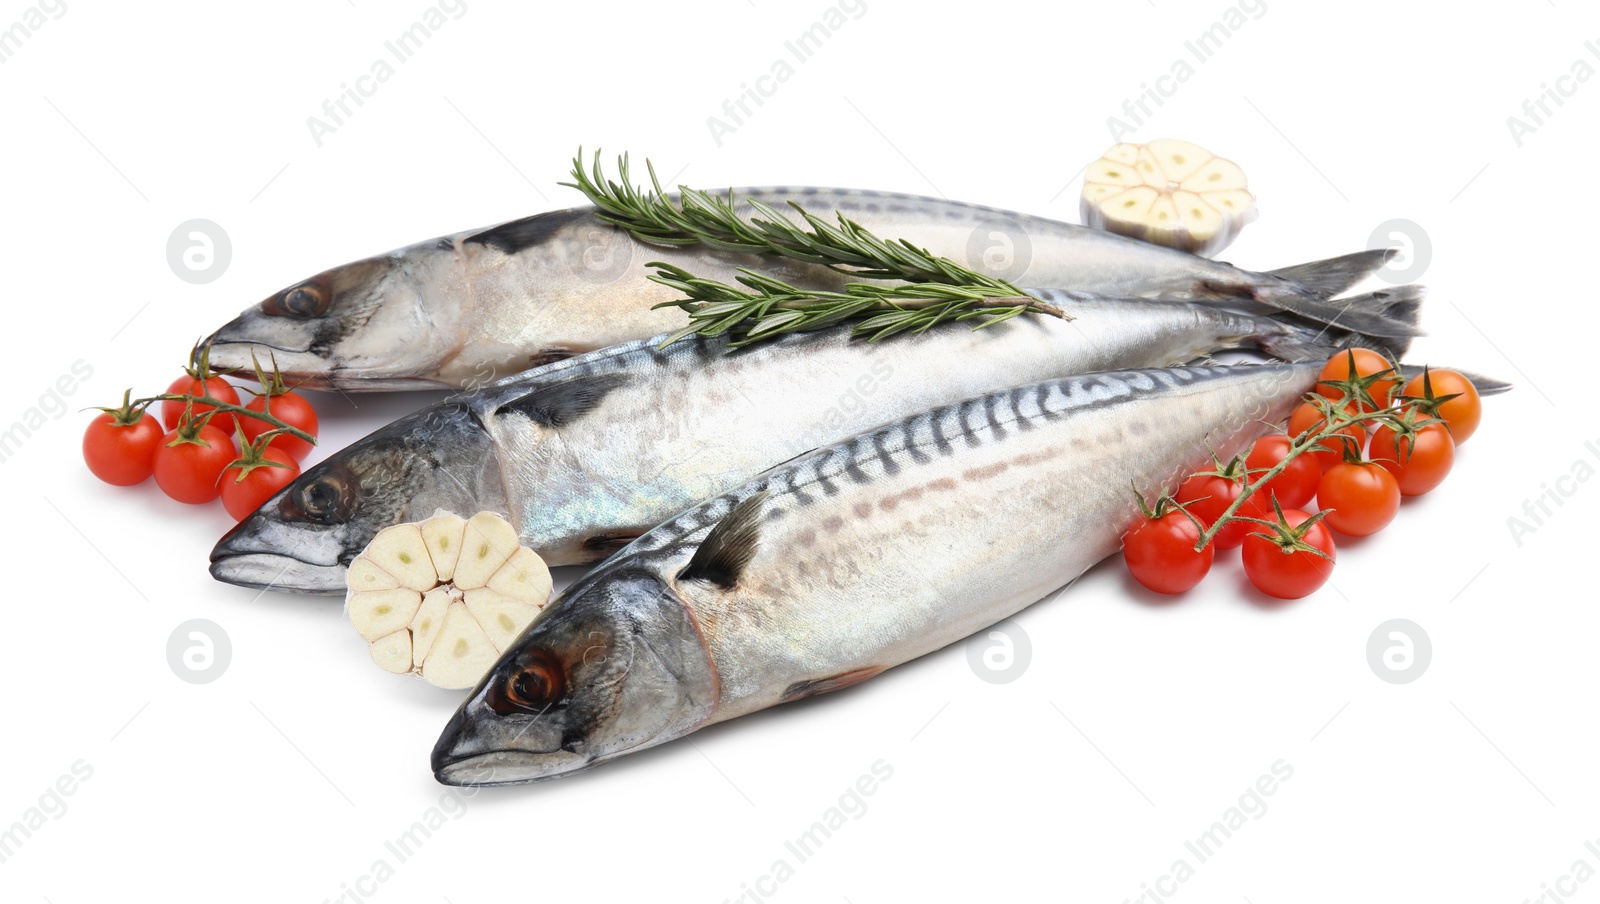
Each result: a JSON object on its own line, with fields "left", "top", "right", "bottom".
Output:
{"left": 465, "top": 208, "right": 593, "bottom": 254}
{"left": 780, "top": 667, "right": 886, "bottom": 703}
{"left": 526, "top": 347, "right": 581, "bottom": 369}
{"left": 676, "top": 492, "right": 768, "bottom": 590}
{"left": 496, "top": 372, "right": 632, "bottom": 428}
{"left": 579, "top": 530, "right": 647, "bottom": 562}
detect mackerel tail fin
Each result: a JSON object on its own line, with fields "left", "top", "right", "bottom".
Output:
{"left": 1253, "top": 285, "right": 1513, "bottom": 397}
{"left": 1256, "top": 285, "right": 1424, "bottom": 363}
{"left": 1245, "top": 279, "right": 1420, "bottom": 339}
{"left": 1267, "top": 248, "right": 1397, "bottom": 298}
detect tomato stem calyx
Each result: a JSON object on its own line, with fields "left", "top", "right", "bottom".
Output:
{"left": 1367, "top": 403, "right": 1445, "bottom": 467}
{"left": 1395, "top": 366, "right": 1464, "bottom": 425}
{"left": 182, "top": 339, "right": 228, "bottom": 382}
{"left": 1246, "top": 496, "right": 1336, "bottom": 561}
{"left": 165, "top": 399, "right": 224, "bottom": 446}
{"left": 223, "top": 425, "right": 295, "bottom": 484}
{"left": 1131, "top": 482, "right": 1208, "bottom": 534}
{"left": 247, "top": 350, "right": 298, "bottom": 399}
{"left": 1316, "top": 348, "right": 1399, "bottom": 413}
{"left": 90, "top": 389, "right": 154, "bottom": 426}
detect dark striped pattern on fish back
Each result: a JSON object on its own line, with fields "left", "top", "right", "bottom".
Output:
{"left": 623, "top": 364, "right": 1286, "bottom": 562}
{"left": 726, "top": 187, "right": 1036, "bottom": 224}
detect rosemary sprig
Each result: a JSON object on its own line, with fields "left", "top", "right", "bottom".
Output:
{"left": 650, "top": 264, "right": 1060, "bottom": 348}
{"left": 562, "top": 148, "right": 1066, "bottom": 346}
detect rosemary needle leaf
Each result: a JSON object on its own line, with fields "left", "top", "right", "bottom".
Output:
{"left": 566, "top": 148, "right": 1068, "bottom": 349}
{"left": 750, "top": 311, "right": 808, "bottom": 336}
{"left": 658, "top": 324, "right": 703, "bottom": 348}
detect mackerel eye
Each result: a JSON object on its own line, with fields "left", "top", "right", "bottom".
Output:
{"left": 281, "top": 469, "right": 356, "bottom": 523}
{"left": 285, "top": 287, "right": 323, "bottom": 316}
{"left": 487, "top": 650, "right": 567, "bottom": 715}
{"left": 264, "top": 281, "right": 330, "bottom": 318}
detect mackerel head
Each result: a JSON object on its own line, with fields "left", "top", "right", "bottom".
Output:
{"left": 202, "top": 207, "right": 817, "bottom": 392}
{"left": 209, "top": 401, "right": 507, "bottom": 592}
{"left": 205, "top": 233, "right": 481, "bottom": 392}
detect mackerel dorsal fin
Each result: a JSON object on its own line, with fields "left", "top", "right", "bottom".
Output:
{"left": 677, "top": 491, "right": 768, "bottom": 590}
{"left": 497, "top": 372, "right": 628, "bottom": 428}
{"left": 465, "top": 208, "right": 587, "bottom": 255}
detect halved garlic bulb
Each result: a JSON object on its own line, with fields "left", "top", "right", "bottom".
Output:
{"left": 1081, "top": 139, "right": 1256, "bottom": 257}
{"left": 345, "top": 512, "right": 551, "bottom": 689}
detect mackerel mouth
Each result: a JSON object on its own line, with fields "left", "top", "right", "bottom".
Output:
{"left": 208, "top": 551, "right": 347, "bottom": 595}
{"left": 202, "top": 332, "right": 330, "bottom": 387}
{"left": 206, "top": 337, "right": 313, "bottom": 355}
{"left": 431, "top": 749, "right": 590, "bottom": 786}
{"left": 431, "top": 701, "right": 593, "bottom": 785}
{"left": 206, "top": 333, "right": 448, "bottom": 391}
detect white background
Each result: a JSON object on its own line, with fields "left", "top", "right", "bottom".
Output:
{"left": 1, "top": 1, "right": 1594, "bottom": 902}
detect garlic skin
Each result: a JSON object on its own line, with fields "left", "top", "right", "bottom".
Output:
{"left": 345, "top": 512, "right": 552, "bottom": 689}
{"left": 1080, "top": 139, "right": 1257, "bottom": 257}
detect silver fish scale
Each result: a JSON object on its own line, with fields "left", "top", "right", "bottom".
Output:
{"left": 717, "top": 186, "right": 1026, "bottom": 220}
{"left": 622, "top": 365, "right": 1223, "bottom": 562}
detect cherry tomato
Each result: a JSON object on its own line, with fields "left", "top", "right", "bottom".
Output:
{"left": 1317, "top": 348, "right": 1399, "bottom": 412}
{"left": 1244, "top": 434, "right": 1321, "bottom": 509}
{"left": 243, "top": 391, "right": 319, "bottom": 461}
{"left": 1241, "top": 509, "right": 1337, "bottom": 600}
{"left": 82, "top": 411, "right": 164, "bottom": 486}
{"left": 1287, "top": 401, "right": 1367, "bottom": 471}
{"left": 1317, "top": 460, "right": 1401, "bottom": 536}
{"left": 161, "top": 375, "right": 240, "bottom": 430}
{"left": 1370, "top": 420, "right": 1455, "bottom": 496}
{"left": 153, "top": 424, "right": 236, "bottom": 504}
{"left": 1176, "top": 469, "right": 1267, "bottom": 550}
{"left": 221, "top": 446, "right": 301, "bottom": 520}
{"left": 1401, "top": 368, "right": 1482, "bottom": 443}
{"left": 1123, "top": 508, "right": 1214, "bottom": 594}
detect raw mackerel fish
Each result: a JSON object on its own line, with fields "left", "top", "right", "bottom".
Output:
{"left": 210, "top": 290, "right": 1416, "bottom": 594}
{"left": 431, "top": 363, "right": 1321, "bottom": 785}
{"left": 202, "top": 188, "right": 1404, "bottom": 390}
